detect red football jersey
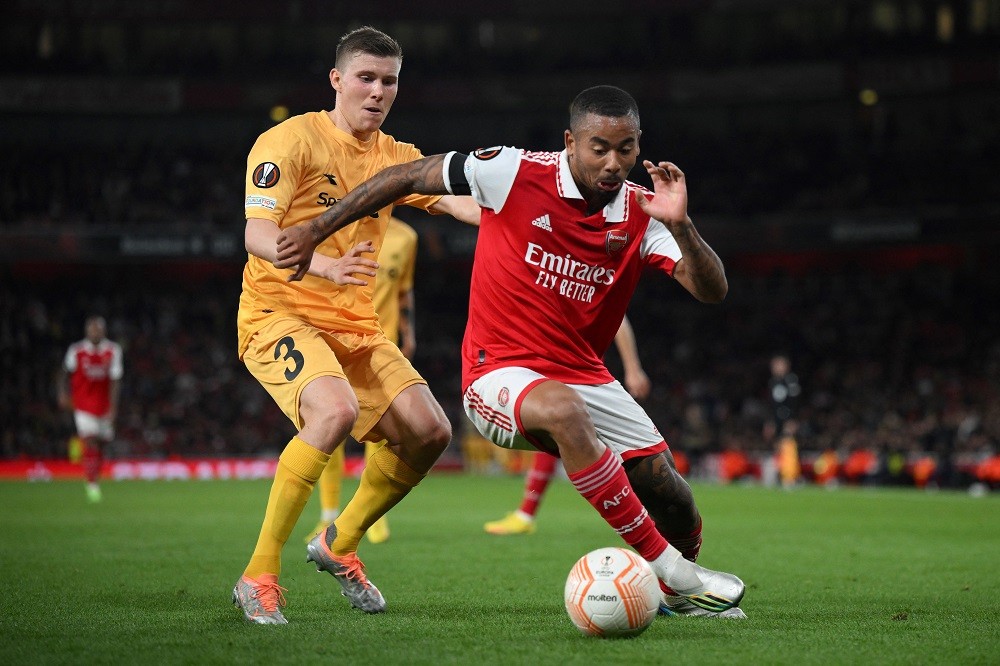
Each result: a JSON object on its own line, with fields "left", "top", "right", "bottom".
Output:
{"left": 64, "top": 339, "right": 123, "bottom": 416}
{"left": 446, "top": 147, "right": 683, "bottom": 389}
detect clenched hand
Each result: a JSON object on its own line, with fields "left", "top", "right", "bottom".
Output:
{"left": 275, "top": 224, "right": 317, "bottom": 281}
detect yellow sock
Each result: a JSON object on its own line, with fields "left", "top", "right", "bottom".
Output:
{"left": 364, "top": 439, "right": 386, "bottom": 461}
{"left": 364, "top": 439, "right": 391, "bottom": 539}
{"left": 245, "top": 436, "right": 330, "bottom": 579}
{"left": 332, "top": 445, "right": 422, "bottom": 555}
{"left": 318, "top": 444, "right": 346, "bottom": 519}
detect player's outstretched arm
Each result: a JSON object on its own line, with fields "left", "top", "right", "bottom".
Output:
{"left": 614, "top": 315, "right": 651, "bottom": 400}
{"left": 248, "top": 218, "right": 378, "bottom": 286}
{"left": 633, "top": 160, "right": 728, "bottom": 304}
{"left": 398, "top": 287, "right": 416, "bottom": 359}
{"left": 430, "top": 195, "right": 481, "bottom": 226}
{"left": 275, "top": 155, "right": 449, "bottom": 281}
{"left": 56, "top": 366, "right": 72, "bottom": 411}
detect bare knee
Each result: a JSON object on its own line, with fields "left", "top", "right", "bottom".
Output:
{"left": 300, "top": 401, "right": 358, "bottom": 451}
{"left": 542, "top": 392, "right": 594, "bottom": 448}
{"left": 377, "top": 386, "right": 453, "bottom": 471}
{"left": 404, "top": 418, "right": 451, "bottom": 460}
{"left": 383, "top": 413, "right": 451, "bottom": 475}
{"left": 519, "top": 382, "right": 600, "bottom": 465}
{"left": 298, "top": 379, "right": 359, "bottom": 452}
{"left": 390, "top": 409, "right": 452, "bottom": 452}
{"left": 420, "top": 415, "right": 452, "bottom": 455}
{"left": 311, "top": 400, "right": 359, "bottom": 432}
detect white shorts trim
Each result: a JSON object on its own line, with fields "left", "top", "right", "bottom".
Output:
{"left": 74, "top": 411, "right": 114, "bottom": 441}
{"left": 463, "top": 367, "right": 667, "bottom": 460}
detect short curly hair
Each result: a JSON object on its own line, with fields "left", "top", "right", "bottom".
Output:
{"left": 569, "top": 85, "right": 640, "bottom": 133}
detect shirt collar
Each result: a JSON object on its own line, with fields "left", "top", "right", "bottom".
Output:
{"left": 556, "top": 150, "right": 628, "bottom": 225}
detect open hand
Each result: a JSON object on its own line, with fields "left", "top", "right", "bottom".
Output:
{"left": 633, "top": 160, "right": 689, "bottom": 226}
{"left": 324, "top": 241, "right": 379, "bottom": 286}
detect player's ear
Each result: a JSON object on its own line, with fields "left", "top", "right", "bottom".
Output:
{"left": 329, "top": 68, "right": 343, "bottom": 93}
{"left": 564, "top": 129, "right": 574, "bottom": 154}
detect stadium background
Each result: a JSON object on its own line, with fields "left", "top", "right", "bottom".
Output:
{"left": 2, "top": 0, "right": 998, "bottom": 489}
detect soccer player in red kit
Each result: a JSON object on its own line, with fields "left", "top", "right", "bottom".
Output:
{"left": 275, "top": 85, "right": 746, "bottom": 618}
{"left": 485, "top": 315, "right": 651, "bottom": 535}
{"left": 58, "top": 316, "right": 123, "bottom": 502}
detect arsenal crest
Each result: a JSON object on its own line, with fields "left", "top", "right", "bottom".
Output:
{"left": 606, "top": 229, "right": 628, "bottom": 255}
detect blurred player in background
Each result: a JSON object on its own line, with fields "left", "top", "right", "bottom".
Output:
{"left": 764, "top": 353, "right": 800, "bottom": 442}
{"left": 484, "top": 315, "right": 650, "bottom": 535}
{"left": 276, "top": 85, "right": 746, "bottom": 618}
{"left": 232, "top": 26, "right": 479, "bottom": 624}
{"left": 775, "top": 419, "right": 801, "bottom": 489}
{"left": 57, "top": 316, "right": 122, "bottom": 503}
{"left": 766, "top": 353, "right": 801, "bottom": 489}
{"left": 307, "top": 216, "right": 419, "bottom": 545}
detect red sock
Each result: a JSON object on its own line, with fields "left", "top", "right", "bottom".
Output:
{"left": 82, "top": 438, "right": 102, "bottom": 483}
{"left": 567, "top": 448, "right": 667, "bottom": 562}
{"left": 519, "top": 452, "right": 557, "bottom": 517}
{"left": 666, "top": 520, "right": 703, "bottom": 562}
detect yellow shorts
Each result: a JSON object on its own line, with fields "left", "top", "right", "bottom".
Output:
{"left": 242, "top": 316, "right": 425, "bottom": 441}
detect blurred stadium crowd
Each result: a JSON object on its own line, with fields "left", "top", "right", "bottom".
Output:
{"left": 3, "top": 252, "right": 998, "bottom": 489}
{"left": 2, "top": 108, "right": 997, "bottom": 229}
{"left": 2, "top": 1, "right": 999, "bottom": 489}
{"left": 3, "top": 2, "right": 1000, "bottom": 228}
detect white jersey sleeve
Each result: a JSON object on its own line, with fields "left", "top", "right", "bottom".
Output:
{"left": 108, "top": 342, "right": 124, "bottom": 380}
{"left": 441, "top": 147, "right": 521, "bottom": 213}
{"left": 639, "top": 216, "right": 683, "bottom": 274}
{"left": 64, "top": 344, "right": 78, "bottom": 372}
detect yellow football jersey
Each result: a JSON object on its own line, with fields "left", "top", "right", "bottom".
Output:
{"left": 237, "top": 111, "right": 440, "bottom": 357}
{"left": 374, "top": 217, "right": 418, "bottom": 346}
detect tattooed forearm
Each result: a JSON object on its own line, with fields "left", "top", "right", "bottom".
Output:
{"left": 405, "top": 155, "right": 449, "bottom": 193}
{"left": 670, "top": 221, "right": 728, "bottom": 303}
{"left": 309, "top": 154, "right": 449, "bottom": 242}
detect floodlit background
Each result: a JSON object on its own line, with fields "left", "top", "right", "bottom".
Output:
{"left": 2, "top": 0, "right": 999, "bottom": 490}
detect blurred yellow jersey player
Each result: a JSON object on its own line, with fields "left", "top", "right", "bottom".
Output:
{"left": 232, "top": 26, "right": 479, "bottom": 625}
{"left": 308, "top": 216, "right": 419, "bottom": 545}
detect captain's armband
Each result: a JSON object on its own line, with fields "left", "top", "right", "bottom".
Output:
{"left": 442, "top": 151, "right": 471, "bottom": 196}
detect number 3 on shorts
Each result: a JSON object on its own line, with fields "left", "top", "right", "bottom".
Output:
{"left": 274, "top": 336, "right": 304, "bottom": 381}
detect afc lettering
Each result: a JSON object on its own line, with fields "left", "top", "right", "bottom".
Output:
{"left": 602, "top": 486, "right": 630, "bottom": 509}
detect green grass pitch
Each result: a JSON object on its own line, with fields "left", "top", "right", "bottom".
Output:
{"left": 1, "top": 475, "right": 997, "bottom": 664}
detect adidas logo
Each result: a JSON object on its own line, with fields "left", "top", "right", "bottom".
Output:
{"left": 531, "top": 214, "right": 552, "bottom": 232}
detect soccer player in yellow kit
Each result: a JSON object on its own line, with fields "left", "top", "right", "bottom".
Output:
{"left": 307, "top": 216, "right": 419, "bottom": 545}
{"left": 232, "top": 26, "right": 479, "bottom": 624}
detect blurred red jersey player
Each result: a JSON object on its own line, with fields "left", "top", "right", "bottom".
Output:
{"left": 58, "top": 315, "right": 123, "bottom": 502}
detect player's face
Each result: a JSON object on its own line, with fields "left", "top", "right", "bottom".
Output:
{"left": 565, "top": 113, "right": 640, "bottom": 202}
{"left": 85, "top": 318, "right": 105, "bottom": 343}
{"left": 329, "top": 53, "right": 401, "bottom": 140}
